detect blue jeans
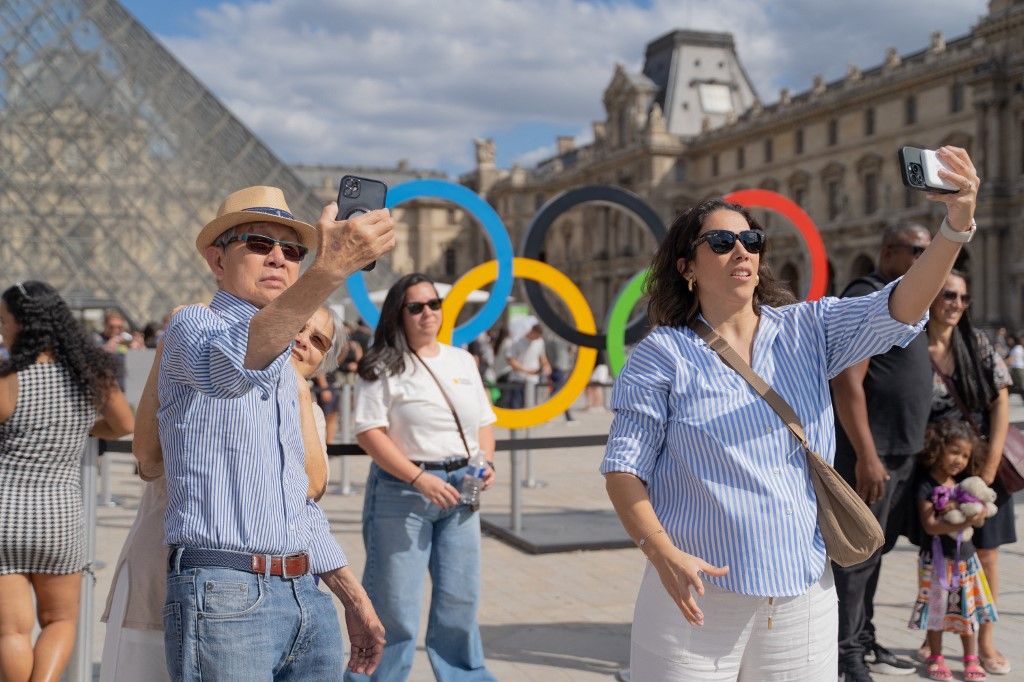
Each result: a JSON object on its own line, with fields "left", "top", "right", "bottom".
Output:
{"left": 345, "top": 464, "right": 494, "bottom": 682}
{"left": 163, "top": 554, "right": 344, "bottom": 681}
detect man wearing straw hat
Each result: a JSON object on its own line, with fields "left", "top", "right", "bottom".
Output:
{"left": 158, "top": 186, "right": 394, "bottom": 680}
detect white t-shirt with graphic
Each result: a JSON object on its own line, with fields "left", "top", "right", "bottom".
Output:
{"left": 354, "top": 344, "right": 497, "bottom": 462}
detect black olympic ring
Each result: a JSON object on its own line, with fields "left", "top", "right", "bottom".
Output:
{"left": 519, "top": 185, "right": 667, "bottom": 348}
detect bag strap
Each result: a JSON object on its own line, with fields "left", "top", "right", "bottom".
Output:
{"left": 930, "top": 358, "right": 984, "bottom": 439}
{"left": 689, "top": 319, "right": 812, "bottom": 453}
{"left": 412, "top": 350, "right": 473, "bottom": 459}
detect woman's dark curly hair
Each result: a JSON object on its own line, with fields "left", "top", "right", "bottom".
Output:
{"left": 1, "top": 281, "right": 119, "bottom": 406}
{"left": 919, "top": 419, "right": 981, "bottom": 477}
{"left": 358, "top": 273, "right": 438, "bottom": 381}
{"left": 646, "top": 198, "right": 797, "bottom": 327}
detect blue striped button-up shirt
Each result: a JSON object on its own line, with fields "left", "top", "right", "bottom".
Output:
{"left": 601, "top": 280, "right": 924, "bottom": 597}
{"left": 158, "top": 290, "right": 346, "bottom": 573}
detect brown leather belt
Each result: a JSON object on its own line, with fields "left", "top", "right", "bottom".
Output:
{"left": 172, "top": 547, "right": 310, "bottom": 578}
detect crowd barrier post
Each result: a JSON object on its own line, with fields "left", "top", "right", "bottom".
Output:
{"left": 99, "top": 450, "right": 116, "bottom": 507}
{"left": 509, "top": 427, "right": 523, "bottom": 532}
{"left": 522, "top": 383, "right": 546, "bottom": 489}
{"left": 338, "top": 383, "right": 354, "bottom": 495}
{"left": 66, "top": 438, "right": 98, "bottom": 682}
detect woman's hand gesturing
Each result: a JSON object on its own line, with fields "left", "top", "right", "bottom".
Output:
{"left": 412, "top": 472, "right": 461, "bottom": 508}
{"left": 649, "top": 544, "right": 729, "bottom": 626}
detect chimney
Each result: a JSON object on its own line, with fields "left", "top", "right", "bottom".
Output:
{"left": 557, "top": 135, "right": 575, "bottom": 155}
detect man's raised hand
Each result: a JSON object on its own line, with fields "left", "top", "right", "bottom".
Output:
{"left": 314, "top": 203, "right": 396, "bottom": 278}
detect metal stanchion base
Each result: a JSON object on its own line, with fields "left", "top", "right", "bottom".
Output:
{"left": 480, "top": 510, "right": 633, "bottom": 554}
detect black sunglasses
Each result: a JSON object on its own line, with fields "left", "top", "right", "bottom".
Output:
{"left": 217, "top": 233, "right": 308, "bottom": 262}
{"left": 691, "top": 229, "right": 766, "bottom": 255}
{"left": 403, "top": 298, "right": 442, "bottom": 315}
{"left": 940, "top": 290, "right": 970, "bottom": 306}
{"left": 892, "top": 243, "right": 927, "bottom": 257}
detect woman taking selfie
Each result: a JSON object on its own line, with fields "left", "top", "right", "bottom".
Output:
{"left": 602, "top": 147, "right": 981, "bottom": 679}
{"left": 0, "top": 281, "right": 133, "bottom": 682}
{"left": 348, "top": 273, "right": 497, "bottom": 682}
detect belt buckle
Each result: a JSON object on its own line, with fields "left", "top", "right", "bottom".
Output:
{"left": 281, "top": 553, "right": 304, "bottom": 579}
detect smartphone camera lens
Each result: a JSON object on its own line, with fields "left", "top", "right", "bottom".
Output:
{"left": 342, "top": 177, "right": 361, "bottom": 198}
{"left": 907, "top": 162, "right": 925, "bottom": 187}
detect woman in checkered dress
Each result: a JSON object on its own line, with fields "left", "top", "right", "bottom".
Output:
{"left": 0, "top": 281, "right": 133, "bottom": 682}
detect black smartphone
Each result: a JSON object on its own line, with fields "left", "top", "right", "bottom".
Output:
{"left": 898, "top": 146, "right": 959, "bottom": 194}
{"left": 337, "top": 175, "right": 388, "bottom": 271}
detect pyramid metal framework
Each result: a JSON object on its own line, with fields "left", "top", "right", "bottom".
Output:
{"left": 0, "top": 0, "right": 381, "bottom": 325}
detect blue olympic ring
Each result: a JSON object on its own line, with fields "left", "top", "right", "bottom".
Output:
{"left": 345, "top": 179, "right": 515, "bottom": 346}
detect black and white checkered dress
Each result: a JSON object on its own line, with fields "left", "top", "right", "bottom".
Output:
{"left": 0, "top": 363, "right": 97, "bottom": 575}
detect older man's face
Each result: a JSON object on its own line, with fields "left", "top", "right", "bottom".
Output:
{"left": 210, "top": 222, "right": 303, "bottom": 308}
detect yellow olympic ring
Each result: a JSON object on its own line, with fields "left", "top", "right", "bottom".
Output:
{"left": 439, "top": 257, "right": 598, "bottom": 429}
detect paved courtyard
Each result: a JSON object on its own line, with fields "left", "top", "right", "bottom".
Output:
{"left": 88, "top": 402, "right": 1024, "bottom": 680}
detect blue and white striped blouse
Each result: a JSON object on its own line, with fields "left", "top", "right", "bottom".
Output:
{"left": 158, "top": 290, "right": 346, "bottom": 574}
{"left": 601, "top": 280, "right": 924, "bottom": 597}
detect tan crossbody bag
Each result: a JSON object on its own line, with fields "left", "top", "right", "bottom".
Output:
{"left": 690, "top": 319, "right": 883, "bottom": 567}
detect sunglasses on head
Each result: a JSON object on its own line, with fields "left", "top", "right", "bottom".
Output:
{"left": 691, "top": 229, "right": 766, "bottom": 255}
{"left": 217, "top": 233, "right": 308, "bottom": 262}
{"left": 403, "top": 298, "right": 442, "bottom": 315}
{"left": 940, "top": 290, "right": 970, "bottom": 306}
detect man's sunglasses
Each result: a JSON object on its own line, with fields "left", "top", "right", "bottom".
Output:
{"left": 940, "top": 290, "right": 971, "bottom": 306}
{"left": 403, "top": 298, "right": 443, "bottom": 315}
{"left": 892, "top": 243, "right": 927, "bottom": 256}
{"left": 217, "top": 233, "right": 308, "bottom": 262}
{"left": 691, "top": 229, "right": 766, "bottom": 255}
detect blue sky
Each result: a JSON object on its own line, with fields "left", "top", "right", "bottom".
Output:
{"left": 119, "top": 0, "right": 988, "bottom": 176}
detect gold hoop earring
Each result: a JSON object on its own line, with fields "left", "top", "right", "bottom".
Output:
{"left": 687, "top": 277, "right": 695, "bottom": 293}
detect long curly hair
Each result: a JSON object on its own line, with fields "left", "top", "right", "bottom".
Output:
{"left": 919, "top": 419, "right": 981, "bottom": 477}
{"left": 646, "top": 198, "right": 796, "bottom": 327}
{"left": 357, "top": 273, "right": 438, "bottom": 381}
{"left": 1, "top": 281, "right": 119, "bottom": 406}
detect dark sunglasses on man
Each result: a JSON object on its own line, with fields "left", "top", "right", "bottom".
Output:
{"left": 403, "top": 298, "right": 443, "bottom": 315}
{"left": 691, "top": 229, "right": 766, "bottom": 256}
{"left": 891, "top": 243, "right": 927, "bottom": 257}
{"left": 216, "top": 233, "right": 308, "bottom": 262}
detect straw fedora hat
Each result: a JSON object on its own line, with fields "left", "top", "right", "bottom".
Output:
{"left": 195, "top": 186, "right": 317, "bottom": 255}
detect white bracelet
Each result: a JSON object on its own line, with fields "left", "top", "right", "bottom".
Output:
{"left": 939, "top": 217, "right": 976, "bottom": 243}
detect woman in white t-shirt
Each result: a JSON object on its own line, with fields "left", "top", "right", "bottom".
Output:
{"left": 347, "top": 274, "right": 497, "bottom": 682}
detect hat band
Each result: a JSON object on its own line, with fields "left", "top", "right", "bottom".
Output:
{"left": 243, "top": 206, "right": 295, "bottom": 220}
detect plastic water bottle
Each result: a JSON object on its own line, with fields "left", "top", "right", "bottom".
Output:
{"left": 460, "top": 450, "right": 488, "bottom": 507}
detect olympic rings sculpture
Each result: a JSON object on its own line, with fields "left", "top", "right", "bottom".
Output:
{"left": 346, "top": 181, "right": 827, "bottom": 428}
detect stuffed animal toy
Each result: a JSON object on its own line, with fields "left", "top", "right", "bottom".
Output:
{"left": 930, "top": 476, "right": 998, "bottom": 543}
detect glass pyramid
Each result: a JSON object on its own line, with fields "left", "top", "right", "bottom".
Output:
{"left": 0, "top": 0, "right": 371, "bottom": 325}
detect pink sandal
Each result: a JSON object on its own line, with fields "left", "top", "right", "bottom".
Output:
{"left": 964, "top": 655, "right": 987, "bottom": 681}
{"left": 926, "top": 654, "right": 953, "bottom": 681}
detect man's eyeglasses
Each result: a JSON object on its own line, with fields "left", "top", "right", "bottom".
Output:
{"left": 403, "top": 298, "right": 442, "bottom": 315}
{"left": 216, "top": 233, "right": 308, "bottom": 262}
{"left": 891, "top": 243, "right": 927, "bottom": 257}
{"left": 691, "top": 229, "right": 766, "bottom": 255}
{"left": 940, "top": 290, "right": 971, "bottom": 306}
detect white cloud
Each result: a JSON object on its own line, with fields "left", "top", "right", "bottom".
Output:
{"left": 160, "top": 0, "right": 987, "bottom": 173}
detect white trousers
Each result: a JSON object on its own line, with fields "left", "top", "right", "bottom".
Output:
{"left": 98, "top": 568, "right": 169, "bottom": 682}
{"left": 630, "top": 563, "right": 838, "bottom": 681}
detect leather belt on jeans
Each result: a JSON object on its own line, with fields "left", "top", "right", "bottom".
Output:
{"left": 410, "top": 457, "right": 468, "bottom": 473}
{"left": 172, "top": 547, "right": 310, "bottom": 578}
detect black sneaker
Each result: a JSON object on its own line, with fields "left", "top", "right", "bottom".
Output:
{"left": 865, "top": 643, "right": 916, "bottom": 676}
{"left": 838, "top": 661, "right": 874, "bottom": 682}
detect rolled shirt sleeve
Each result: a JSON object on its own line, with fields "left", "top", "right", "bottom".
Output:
{"left": 816, "top": 277, "right": 927, "bottom": 379}
{"left": 600, "top": 331, "right": 674, "bottom": 483}
{"left": 354, "top": 375, "right": 389, "bottom": 434}
{"left": 162, "top": 305, "right": 289, "bottom": 400}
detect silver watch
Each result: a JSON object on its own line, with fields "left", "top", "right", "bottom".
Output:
{"left": 939, "top": 217, "right": 976, "bottom": 243}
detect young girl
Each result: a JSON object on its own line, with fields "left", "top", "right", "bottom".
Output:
{"left": 910, "top": 420, "right": 998, "bottom": 681}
